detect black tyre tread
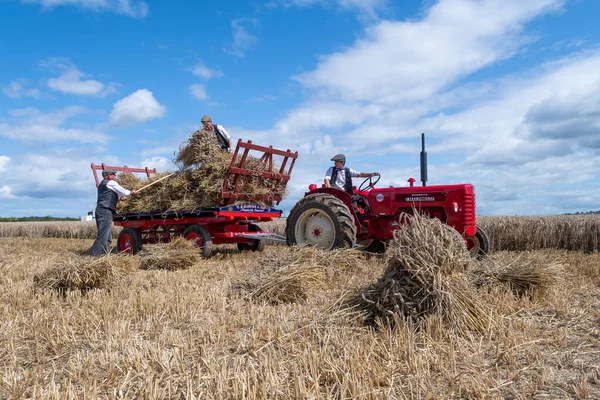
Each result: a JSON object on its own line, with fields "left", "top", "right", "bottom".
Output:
{"left": 467, "top": 225, "right": 491, "bottom": 259}
{"left": 183, "top": 224, "right": 213, "bottom": 258}
{"left": 475, "top": 225, "right": 491, "bottom": 255}
{"left": 237, "top": 224, "right": 265, "bottom": 252}
{"left": 117, "top": 227, "right": 143, "bottom": 255}
{"left": 295, "top": 194, "right": 357, "bottom": 239}
{"left": 363, "top": 240, "right": 387, "bottom": 254}
{"left": 286, "top": 193, "right": 357, "bottom": 249}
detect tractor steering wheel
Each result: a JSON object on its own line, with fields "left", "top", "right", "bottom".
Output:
{"left": 358, "top": 174, "right": 381, "bottom": 192}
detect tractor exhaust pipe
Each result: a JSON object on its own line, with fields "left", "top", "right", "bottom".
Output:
{"left": 420, "top": 133, "right": 428, "bottom": 187}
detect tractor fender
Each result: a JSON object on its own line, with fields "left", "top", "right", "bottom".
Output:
{"left": 303, "top": 188, "right": 361, "bottom": 233}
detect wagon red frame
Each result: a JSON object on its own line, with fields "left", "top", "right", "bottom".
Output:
{"left": 91, "top": 139, "right": 297, "bottom": 256}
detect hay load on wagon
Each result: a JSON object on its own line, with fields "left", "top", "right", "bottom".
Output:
{"left": 91, "top": 130, "right": 297, "bottom": 256}
{"left": 116, "top": 131, "right": 291, "bottom": 214}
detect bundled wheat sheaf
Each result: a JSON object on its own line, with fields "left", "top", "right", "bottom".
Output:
{"left": 353, "top": 214, "right": 489, "bottom": 333}
{"left": 33, "top": 253, "right": 139, "bottom": 294}
{"left": 139, "top": 237, "right": 200, "bottom": 271}
{"left": 233, "top": 247, "right": 366, "bottom": 304}
{"left": 116, "top": 131, "right": 287, "bottom": 214}
{"left": 469, "top": 251, "right": 564, "bottom": 297}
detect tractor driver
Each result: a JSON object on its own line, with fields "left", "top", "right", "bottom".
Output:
{"left": 324, "top": 154, "right": 379, "bottom": 195}
{"left": 201, "top": 115, "right": 234, "bottom": 153}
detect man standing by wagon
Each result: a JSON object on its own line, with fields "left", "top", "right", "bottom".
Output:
{"left": 88, "top": 170, "right": 139, "bottom": 256}
{"left": 201, "top": 115, "right": 234, "bottom": 153}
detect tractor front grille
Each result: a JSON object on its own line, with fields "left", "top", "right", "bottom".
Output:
{"left": 463, "top": 192, "right": 475, "bottom": 226}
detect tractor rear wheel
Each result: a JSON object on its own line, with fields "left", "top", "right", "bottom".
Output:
{"left": 286, "top": 194, "right": 357, "bottom": 250}
{"left": 183, "top": 224, "right": 213, "bottom": 258}
{"left": 237, "top": 224, "right": 265, "bottom": 253}
{"left": 117, "top": 227, "right": 143, "bottom": 255}
{"left": 466, "top": 225, "right": 491, "bottom": 258}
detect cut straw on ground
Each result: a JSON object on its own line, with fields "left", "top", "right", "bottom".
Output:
{"left": 233, "top": 246, "right": 368, "bottom": 304}
{"left": 33, "top": 253, "right": 139, "bottom": 294}
{"left": 469, "top": 250, "right": 564, "bottom": 297}
{"left": 139, "top": 237, "right": 200, "bottom": 271}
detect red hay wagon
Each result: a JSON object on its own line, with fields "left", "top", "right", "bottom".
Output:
{"left": 91, "top": 139, "right": 297, "bottom": 257}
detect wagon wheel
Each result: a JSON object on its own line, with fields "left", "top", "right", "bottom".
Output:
{"left": 117, "top": 227, "right": 143, "bottom": 255}
{"left": 183, "top": 224, "right": 213, "bottom": 258}
{"left": 465, "top": 225, "right": 491, "bottom": 258}
{"left": 237, "top": 224, "right": 265, "bottom": 253}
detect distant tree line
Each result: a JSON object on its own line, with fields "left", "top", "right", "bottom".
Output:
{"left": 565, "top": 211, "right": 600, "bottom": 215}
{"left": 0, "top": 216, "right": 80, "bottom": 222}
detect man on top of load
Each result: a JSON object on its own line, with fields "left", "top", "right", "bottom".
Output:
{"left": 200, "top": 115, "right": 233, "bottom": 153}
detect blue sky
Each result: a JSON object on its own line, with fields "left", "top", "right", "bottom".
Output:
{"left": 1, "top": 0, "right": 600, "bottom": 217}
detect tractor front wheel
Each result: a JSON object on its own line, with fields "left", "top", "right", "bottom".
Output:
{"left": 466, "top": 225, "right": 491, "bottom": 258}
{"left": 183, "top": 224, "right": 213, "bottom": 258}
{"left": 286, "top": 194, "right": 357, "bottom": 250}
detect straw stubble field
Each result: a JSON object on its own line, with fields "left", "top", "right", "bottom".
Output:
{"left": 1, "top": 216, "right": 600, "bottom": 398}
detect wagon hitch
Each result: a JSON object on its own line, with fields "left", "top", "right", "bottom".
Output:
{"left": 235, "top": 232, "right": 287, "bottom": 244}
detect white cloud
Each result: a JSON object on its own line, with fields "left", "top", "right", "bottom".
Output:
{"left": 0, "top": 186, "right": 17, "bottom": 200}
{"left": 419, "top": 50, "right": 600, "bottom": 164}
{"left": 0, "top": 153, "right": 108, "bottom": 199}
{"left": 218, "top": 0, "right": 600, "bottom": 215}
{"left": 109, "top": 89, "right": 166, "bottom": 127}
{"left": 140, "top": 156, "right": 174, "bottom": 172}
{"left": 281, "top": 0, "right": 389, "bottom": 19}
{"left": 296, "top": 0, "right": 562, "bottom": 102}
{"left": 189, "top": 84, "right": 208, "bottom": 101}
{"left": 0, "top": 156, "right": 9, "bottom": 173}
{"left": 21, "top": 0, "right": 149, "bottom": 18}
{"left": 223, "top": 19, "right": 258, "bottom": 57}
{"left": 0, "top": 106, "right": 108, "bottom": 143}
{"left": 2, "top": 80, "right": 40, "bottom": 99}
{"left": 191, "top": 64, "right": 224, "bottom": 80}
{"left": 188, "top": 63, "right": 222, "bottom": 101}
{"left": 44, "top": 59, "right": 118, "bottom": 97}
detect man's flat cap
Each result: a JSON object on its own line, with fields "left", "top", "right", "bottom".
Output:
{"left": 331, "top": 154, "right": 346, "bottom": 162}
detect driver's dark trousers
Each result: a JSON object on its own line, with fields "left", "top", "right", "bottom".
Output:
{"left": 88, "top": 207, "right": 114, "bottom": 256}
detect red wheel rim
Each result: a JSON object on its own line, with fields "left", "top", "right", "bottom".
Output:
{"left": 186, "top": 232, "right": 202, "bottom": 248}
{"left": 119, "top": 233, "right": 133, "bottom": 254}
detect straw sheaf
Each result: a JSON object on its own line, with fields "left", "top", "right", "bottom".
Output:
{"left": 469, "top": 251, "right": 564, "bottom": 297}
{"left": 353, "top": 213, "right": 490, "bottom": 333}
{"left": 33, "top": 253, "right": 139, "bottom": 294}
{"left": 116, "top": 131, "right": 287, "bottom": 214}
{"left": 139, "top": 237, "right": 200, "bottom": 271}
{"left": 233, "top": 247, "right": 368, "bottom": 304}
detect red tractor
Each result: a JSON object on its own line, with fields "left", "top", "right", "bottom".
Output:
{"left": 285, "top": 134, "right": 491, "bottom": 256}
